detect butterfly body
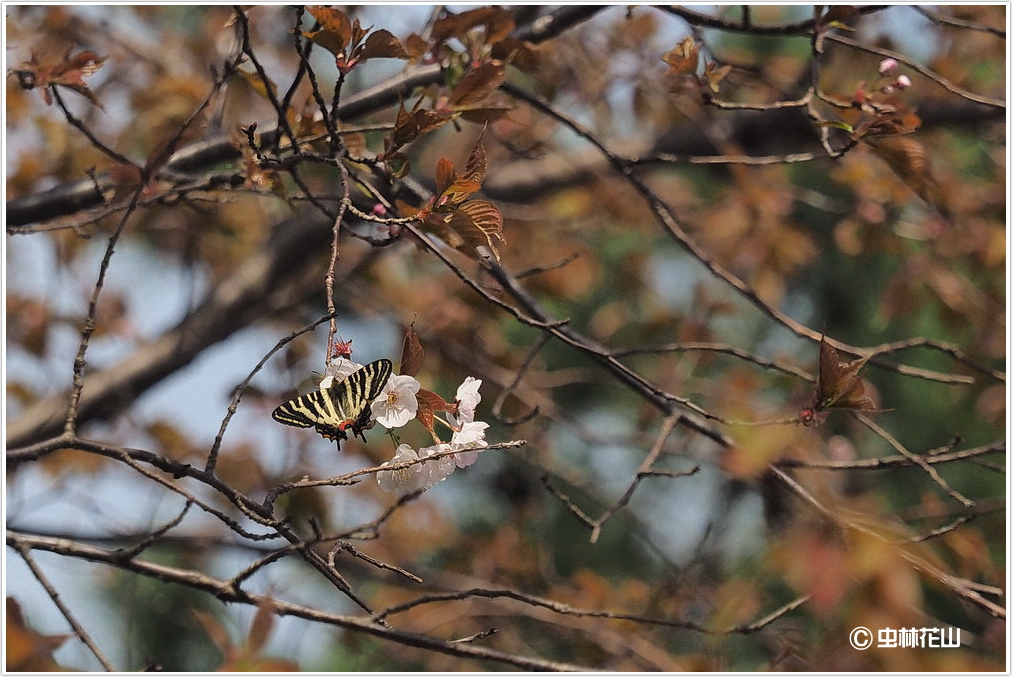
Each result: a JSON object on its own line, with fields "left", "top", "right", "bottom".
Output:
{"left": 272, "top": 359, "right": 393, "bottom": 444}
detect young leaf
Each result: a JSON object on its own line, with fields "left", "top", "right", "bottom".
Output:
{"left": 462, "top": 133, "right": 488, "bottom": 186}
{"left": 415, "top": 388, "right": 454, "bottom": 438}
{"left": 662, "top": 37, "right": 700, "bottom": 76}
{"left": 434, "top": 157, "right": 457, "bottom": 197}
{"left": 305, "top": 7, "right": 353, "bottom": 56}
{"left": 703, "top": 62, "right": 732, "bottom": 93}
{"left": 447, "top": 62, "right": 506, "bottom": 109}
{"left": 359, "top": 29, "right": 408, "bottom": 60}
{"left": 457, "top": 199, "right": 505, "bottom": 258}
{"left": 431, "top": 7, "right": 507, "bottom": 43}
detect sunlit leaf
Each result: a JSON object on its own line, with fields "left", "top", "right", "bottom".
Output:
{"left": 703, "top": 63, "right": 732, "bottom": 93}
{"left": 457, "top": 199, "right": 505, "bottom": 258}
{"left": 305, "top": 7, "right": 353, "bottom": 54}
{"left": 434, "top": 157, "right": 457, "bottom": 197}
{"left": 462, "top": 133, "right": 488, "bottom": 185}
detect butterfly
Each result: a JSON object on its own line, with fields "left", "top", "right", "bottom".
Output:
{"left": 272, "top": 359, "right": 393, "bottom": 444}
{"left": 799, "top": 337, "right": 878, "bottom": 426}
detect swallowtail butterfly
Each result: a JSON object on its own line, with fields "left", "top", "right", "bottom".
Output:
{"left": 272, "top": 359, "right": 393, "bottom": 444}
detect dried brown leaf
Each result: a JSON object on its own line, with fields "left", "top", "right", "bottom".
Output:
{"left": 399, "top": 322, "right": 425, "bottom": 377}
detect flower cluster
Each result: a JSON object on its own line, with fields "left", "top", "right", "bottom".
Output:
{"left": 375, "top": 376, "right": 489, "bottom": 495}
{"left": 877, "top": 58, "right": 911, "bottom": 92}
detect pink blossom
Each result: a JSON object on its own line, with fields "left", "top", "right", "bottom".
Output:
{"left": 878, "top": 58, "right": 898, "bottom": 75}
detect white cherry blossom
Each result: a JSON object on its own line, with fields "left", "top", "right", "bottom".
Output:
{"left": 373, "top": 374, "right": 420, "bottom": 428}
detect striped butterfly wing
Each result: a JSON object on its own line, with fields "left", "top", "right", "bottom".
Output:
{"left": 272, "top": 359, "right": 393, "bottom": 444}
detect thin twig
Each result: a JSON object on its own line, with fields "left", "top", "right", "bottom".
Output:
{"left": 854, "top": 413, "right": 975, "bottom": 508}
{"left": 14, "top": 545, "right": 116, "bottom": 671}
{"left": 7, "top": 530, "right": 592, "bottom": 672}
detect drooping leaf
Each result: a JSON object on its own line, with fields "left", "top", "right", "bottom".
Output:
{"left": 243, "top": 600, "right": 276, "bottom": 657}
{"left": 415, "top": 388, "right": 454, "bottom": 438}
{"left": 399, "top": 322, "right": 425, "bottom": 378}
{"left": 483, "top": 10, "right": 516, "bottom": 45}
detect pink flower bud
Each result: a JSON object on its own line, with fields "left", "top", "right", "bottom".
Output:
{"left": 894, "top": 74, "right": 911, "bottom": 90}
{"left": 372, "top": 203, "right": 387, "bottom": 216}
{"left": 878, "top": 58, "right": 898, "bottom": 75}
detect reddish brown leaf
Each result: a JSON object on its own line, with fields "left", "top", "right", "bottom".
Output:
{"left": 308, "top": 7, "right": 352, "bottom": 48}
{"left": 820, "top": 5, "right": 860, "bottom": 30}
{"left": 490, "top": 37, "right": 539, "bottom": 72}
{"left": 441, "top": 176, "right": 482, "bottom": 207}
{"left": 431, "top": 7, "right": 505, "bottom": 43}
{"left": 404, "top": 33, "right": 429, "bottom": 61}
{"left": 434, "top": 157, "right": 457, "bottom": 196}
{"left": 457, "top": 100, "right": 513, "bottom": 123}
{"left": 458, "top": 199, "right": 505, "bottom": 258}
{"left": 7, "top": 597, "right": 69, "bottom": 671}
{"left": 399, "top": 322, "right": 425, "bottom": 377}
{"left": 415, "top": 388, "right": 454, "bottom": 437}
{"left": 483, "top": 10, "right": 516, "bottom": 45}
{"left": 359, "top": 29, "right": 408, "bottom": 60}
{"left": 447, "top": 62, "right": 506, "bottom": 108}
{"left": 461, "top": 133, "right": 488, "bottom": 185}
{"left": 244, "top": 601, "right": 276, "bottom": 656}
{"left": 387, "top": 103, "right": 451, "bottom": 156}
